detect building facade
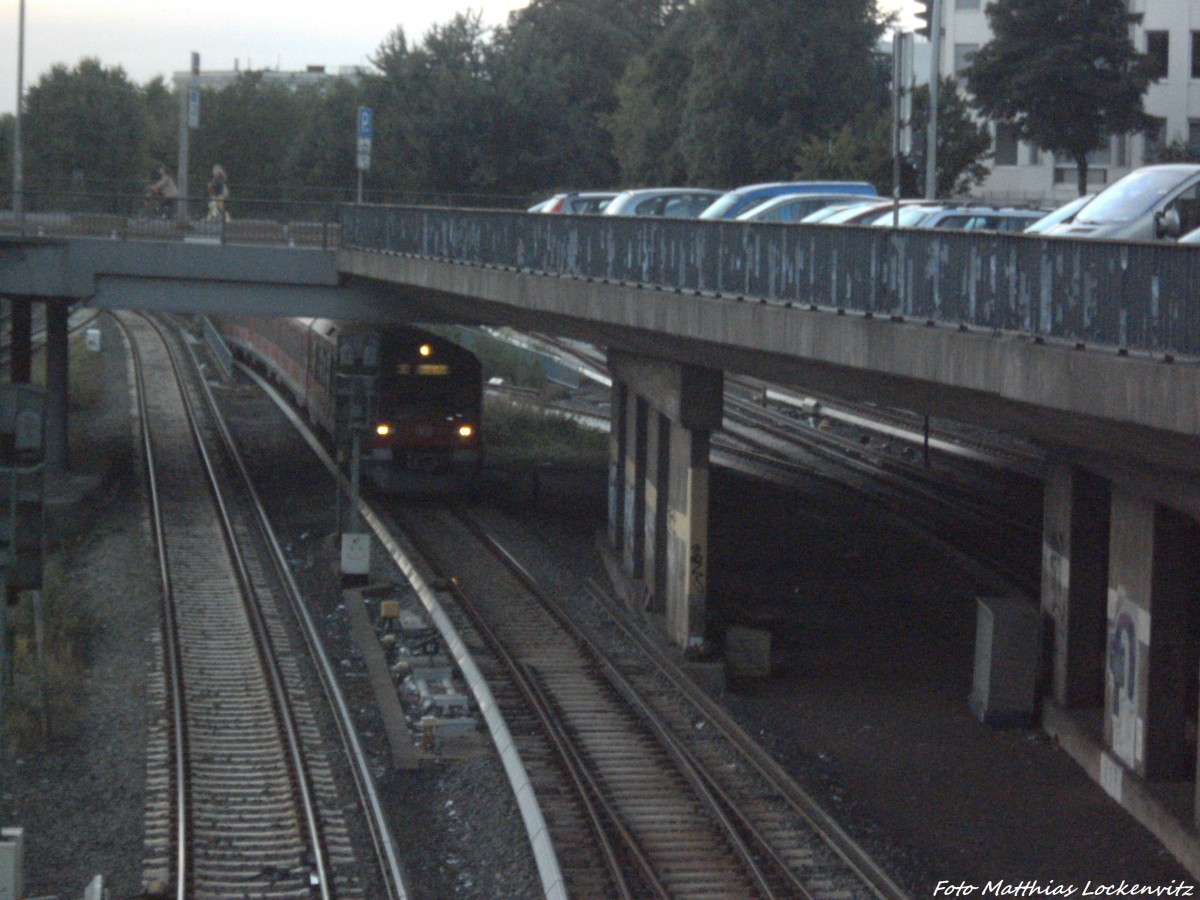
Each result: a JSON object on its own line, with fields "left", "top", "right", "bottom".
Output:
{"left": 943, "top": 0, "right": 1200, "bottom": 204}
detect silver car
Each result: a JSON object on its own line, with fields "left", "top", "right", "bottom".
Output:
{"left": 602, "top": 188, "right": 724, "bottom": 218}
{"left": 1045, "top": 165, "right": 1200, "bottom": 241}
{"left": 736, "top": 192, "right": 883, "bottom": 223}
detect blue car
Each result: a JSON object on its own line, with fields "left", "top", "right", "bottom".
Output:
{"left": 699, "top": 181, "right": 879, "bottom": 220}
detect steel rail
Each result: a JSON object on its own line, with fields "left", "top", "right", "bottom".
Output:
{"left": 111, "top": 311, "right": 192, "bottom": 899}
{"left": 143, "top": 313, "right": 336, "bottom": 900}
{"left": 452, "top": 507, "right": 808, "bottom": 899}
{"left": 580, "top": 578, "right": 913, "bottom": 900}
{"left": 187, "top": 339, "right": 410, "bottom": 899}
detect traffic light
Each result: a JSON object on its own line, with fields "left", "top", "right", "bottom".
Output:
{"left": 914, "top": 1, "right": 931, "bottom": 40}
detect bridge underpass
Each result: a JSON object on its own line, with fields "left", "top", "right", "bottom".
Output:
{"left": 6, "top": 210, "right": 1200, "bottom": 871}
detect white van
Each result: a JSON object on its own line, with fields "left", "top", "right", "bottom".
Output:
{"left": 1045, "top": 164, "right": 1200, "bottom": 241}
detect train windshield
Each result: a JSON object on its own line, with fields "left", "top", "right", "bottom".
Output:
{"left": 377, "top": 369, "right": 478, "bottom": 413}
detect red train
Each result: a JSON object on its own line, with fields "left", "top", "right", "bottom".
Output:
{"left": 216, "top": 315, "right": 483, "bottom": 492}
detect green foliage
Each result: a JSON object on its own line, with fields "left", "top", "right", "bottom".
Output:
{"left": 790, "top": 77, "right": 990, "bottom": 199}
{"left": 6, "top": 1, "right": 922, "bottom": 204}
{"left": 6, "top": 558, "right": 99, "bottom": 748}
{"left": 189, "top": 73, "right": 311, "bottom": 201}
{"left": 22, "top": 58, "right": 151, "bottom": 194}
{"left": 966, "top": 0, "right": 1153, "bottom": 196}
{"left": 1155, "top": 139, "right": 1200, "bottom": 164}
{"left": 611, "top": 0, "right": 887, "bottom": 187}
{"left": 483, "top": 398, "right": 608, "bottom": 467}
{"left": 913, "top": 78, "right": 992, "bottom": 197}
{"left": 793, "top": 112, "right": 894, "bottom": 191}
{"left": 489, "top": 0, "right": 681, "bottom": 193}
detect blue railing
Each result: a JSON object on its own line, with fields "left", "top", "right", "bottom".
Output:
{"left": 341, "top": 205, "right": 1200, "bottom": 358}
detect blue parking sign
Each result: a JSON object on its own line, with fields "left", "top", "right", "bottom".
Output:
{"left": 358, "top": 107, "right": 373, "bottom": 140}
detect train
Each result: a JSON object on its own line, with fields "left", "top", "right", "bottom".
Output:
{"left": 214, "top": 314, "right": 483, "bottom": 492}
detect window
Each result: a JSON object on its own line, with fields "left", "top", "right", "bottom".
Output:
{"left": 1113, "top": 133, "right": 1128, "bottom": 168}
{"left": 1086, "top": 141, "right": 1111, "bottom": 167}
{"left": 1147, "top": 31, "right": 1169, "bottom": 81}
{"left": 994, "top": 123, "right": 1019, "bottom": 165}
{"left": 954, "top": 43, "right": 978, "bottom": 77}
{"left": 1167, "top": 183, "right": 1200, "bottom": 236}
{"left": 1027, "top": 145, "right": 1041, "bottom": 166}
{"left": 1193, "top": 32, "right": 1200, "bottom": 80}
{"left": 1145, "top": 117, "right": 1167, "bottom": 163}
{"left": 955, "top": 0, "right": 980, "bottom": 9}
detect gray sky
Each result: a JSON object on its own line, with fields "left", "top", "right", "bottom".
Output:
{"left": 2, "top": 0, "right": 917, "bottom": 117}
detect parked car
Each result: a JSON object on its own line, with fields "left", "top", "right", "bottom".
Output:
{"left": 1045, "top": 164, "right": 1200, "bottom": 241}
{"left": 698, "top": 181, "right": 879, "bottom": 220}
{"left": 1023, "top": 195, "right": 1094, "bottom": 234}
{"left": 797, "top": 200, "right": 883, "bottom": 223}
{"left": 602, "top": 188, "right": 724, "bottom": 218}
{"left": 876, "top": 205, "right": 1049, "bottom": 232}
{"left": 808, "top": 199, "right": 940, "bottom": 226}
{"left": 735, "top": 192, "right": 881, "bottom": 223}
{"left": 531, "top": 191, "right": 619, "bottom": 214}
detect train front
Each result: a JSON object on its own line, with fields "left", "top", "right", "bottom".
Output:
{"left": 364, "top": 331, "right": 483, "bottom": 493}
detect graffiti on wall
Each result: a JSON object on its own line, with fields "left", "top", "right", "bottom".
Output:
{"left": 1107, "top": 589, "right": 1142, "bottom": 768}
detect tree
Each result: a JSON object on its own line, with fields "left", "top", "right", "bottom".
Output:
{"left": 611, "top": 0, "right": 888, "bottom": 188}
{"left": 490, "top": 0, "right": 683, "bottom": 193}
{"left": 369, "top": 15, "right": 505, "bottom": 199}
{"left": 913, "top": 78, "right": 992, "bottom": 197}
{"left": 608, "top": 12, "right": 703, "bottom": 185}
{"left": 22, "top": 59, "right": 151, "bottom": 195}
{"left": 966, "top": 0, "right": 1153, "bottom": 196}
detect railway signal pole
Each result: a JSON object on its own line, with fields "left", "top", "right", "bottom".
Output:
{"left": 0, "top": 384, "right": 45, "bottom": 867}
{"left": 334, "top": 333, "right": 380, "bottom": 582}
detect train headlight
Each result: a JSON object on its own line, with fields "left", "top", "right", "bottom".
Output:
{"left": 376, "top": 424, "right": 392, "bottom": 437}
{"left": 419, "top": 344, "right": 432, "bottom": 357}
{"left": 458, "top": 425, "right": 474, "bottom": 439}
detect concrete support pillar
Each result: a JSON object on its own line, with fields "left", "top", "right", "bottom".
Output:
{"left": 607, "top": 381, "right": 627, "bottom": 551}
{"left": 1106, "top": 489, "right": 1200, "bottom": 783}
{"left": 665, "top": 420, "right": 712, "bottom": 649}
{"left": 607, "top": 350, "right": 722, "bottom": 650}
{"left": 1041, "top": 461, "right": 1110, "bottom": 709}
{"left": 622, "top": 396, "right": 648, "bottom": 579}
{"left": 644, "top": 412, "right": 670, "bottom": 614}
{"left": 44, "top": 302, "right": 69, "bottom": 472}
{"left": 8, "top": 298, "right": 33, "bottom": 384}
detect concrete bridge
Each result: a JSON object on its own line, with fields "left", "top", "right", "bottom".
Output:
{"left": 4, "top": 207, "right": 1200, "bottom": 857}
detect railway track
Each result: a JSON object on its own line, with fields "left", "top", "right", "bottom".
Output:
{"left": 388, "top": 501, "right": 908, "bottom": 900}
{"left": 118, "top": 312, "right": 403, "bottom": 898}
{"left": 228, "top": 348, "right": 909, "bottom": 896}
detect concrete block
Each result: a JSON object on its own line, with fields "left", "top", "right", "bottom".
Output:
{"left": 970, "top": 596, "right": 1039, "bottom": 727}
{"left": 0, "top": 827, "right": 23, "bottom": 900}
{"left": 725, "top": 625, "right": 772, "bottom": 679}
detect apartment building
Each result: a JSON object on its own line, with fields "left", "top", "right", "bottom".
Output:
{"left": 942, "top": 0, "right": 1200, "bottom": 204}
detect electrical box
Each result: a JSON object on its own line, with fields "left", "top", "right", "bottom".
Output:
{"left": 0, "top": 827, "right": 24, "bottom": 900}
{"left": 969, "top": 596, "right": 1039, "bottom": 727}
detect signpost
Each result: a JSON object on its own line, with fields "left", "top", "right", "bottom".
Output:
{"left": 356, "top": 106, "right": 373, "bottom": 204}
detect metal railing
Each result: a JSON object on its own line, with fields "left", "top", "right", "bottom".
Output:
{"left": 0, "top": 191, "right": 342, "bottom": 248}
{"left": 341, "top": 204, "right": 1200, "bottom": 358}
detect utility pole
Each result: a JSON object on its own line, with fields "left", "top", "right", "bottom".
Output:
{"left": 13, "top": 0, "right": 25, "bottom": 225}
{"left": 177, "top": 53, "right": 199, "bottom": 223}
{"left": 925, "top": 0, "right": 944, "bottom": 200}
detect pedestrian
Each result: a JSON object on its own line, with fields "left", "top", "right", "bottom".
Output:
{"left": 206, "top": 164, "right": 230, "bottom": 222}
{"left": 147, "top": 166, "right": 179, "bottom": 218}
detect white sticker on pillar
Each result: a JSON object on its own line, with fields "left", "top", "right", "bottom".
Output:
{"left": 1099, "top": 752, "right": 1123, "bottom": 802}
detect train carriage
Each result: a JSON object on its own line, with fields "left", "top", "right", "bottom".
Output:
{"left": 215, "top": 314, "right": 482, "bottom": 493}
